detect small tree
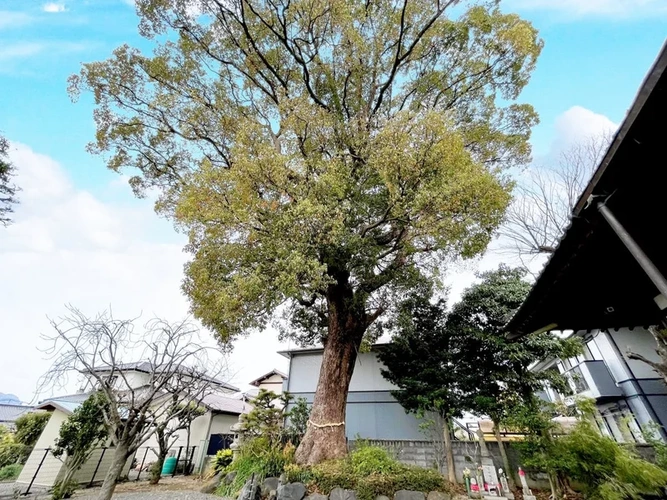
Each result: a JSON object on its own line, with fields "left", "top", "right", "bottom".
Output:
{"left": 0, "top": 134, "right": 18, "bottom": 227}
{"left": 40, "top": 307, "right": 226, "bottom": 500}
{"left": 379, "top": 289, "right": 471, "bottom": 483}
{"left": 149, "top": 401, "right": 206, "bottom": 484}
{"left": 445, "top": 266, "right": 582, "bottom": 486}
{"left": 240, "top": 389, "right": 291, "bottom": 446}
{"left": 52, "top": 392, "right": 110, "bottom": 491}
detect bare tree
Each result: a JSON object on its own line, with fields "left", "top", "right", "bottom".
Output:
{"left": 40, "top": 307, "right": 226, "bottom": 500}
{"left": 0, "top": 134, "right": 19, "bottom": 227}
{"left": 500, "top": 134, "right": 611, "bottom": 262}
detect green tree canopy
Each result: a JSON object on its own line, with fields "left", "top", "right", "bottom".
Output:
{"left": 70, "top": 0, "right": 542, "bottom": 464}
{"left": 447, "top": 266, "right": 582, "bottom": 425}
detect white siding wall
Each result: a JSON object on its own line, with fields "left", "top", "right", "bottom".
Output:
{"left": 288, "top": 351, "right": 396, "bottom": 393}
{"left": 16, "top": 410, "right": 64, "bottom": 487}
{"left": 209, "top": 413, "right": 240, "bottom": 435}
{"left": 608, "top": 327, "right": 662, "bottom": 379}
{"left": 258, "top": 373, "right": 285, "bottom": 395}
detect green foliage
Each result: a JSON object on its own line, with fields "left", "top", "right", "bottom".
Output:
{"left": 285, "top": 445, "right": 448, "bottom": 500}
{"left": 0, "top": 430, "right": 28, "bottom": 468}
{"left": 51, "top": 479, "right": 78, "bottom": 500}
{"left": 282, "top": 398, "right": 311, "bottom": 447}
{"left": 14, "top": 413, "right": 50, "bottom": 449}
{"left": 379, "top": 289, "right": 469, "bottom": 421}
{"left": 211, "top": 449, "right": 234, "bottom": 474}
{"left": 52, "top": 392, "right": 109, "bottom": 459}
{"left": 218, "top": 438, "right": 293, "bottom": 497}
{"left": 240, "top": 390, "right": 310, "bottom": 448}
{"left": 510, "top": 400, "right": 667, "bottom": 500}
{"left": 0, "top": 463, "right": 22, "bottom": 481}
{"left": 52, "top": 392, "right": 110, "bottom": 485}
{"left": 70, "top": 0, "right": 542, "bottom": 351}
{"left": 642, "top": 423, "right": 667, "bottom": 470}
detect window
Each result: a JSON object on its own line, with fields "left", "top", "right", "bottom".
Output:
{"left": 569, "top": 365, "right": 589, "bottom": 393}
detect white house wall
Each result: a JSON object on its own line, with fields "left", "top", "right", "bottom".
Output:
{"left": 608, "top": 328, "right": 662, "bottom": 380}
{"left": 258, "top": 373, "right": 285, "bottom": 395}
{"left": 286, "top": 350, "right": 425, "bottom": 440}
{"left": 16, "top": 410, "right": 65, "bottom": 487}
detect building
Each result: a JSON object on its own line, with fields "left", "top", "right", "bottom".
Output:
{"left": 248, "top": 369, "right": 287, "bottom": 395}
{"left": 16, "top": 363, "right": 250, "bottom": 490}
{"left": 507, "top": 44, "right": 667, "bottom": 438}
{"left": 534, "top": 328, "right": 667, "bottom": 442}
{"left": 281, "top": 345, "right": 427, "bottom": 440}
{"left": 0, "top": 403, "right": 33, "bottom": 430}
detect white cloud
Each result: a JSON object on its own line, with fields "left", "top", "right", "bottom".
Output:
{"left": 0, "top": 41, "right": 86, "bottom": 62}
{"left": 0, "top": 11, "right": 33, "bottom": 30}
{"left": 42, "top": 3, "right": 66, "bottom": 13}
{"left": 552, "top": 105, "right": 617, "bottom": 152}
{"left": 508, "top": 0, "right": 667, "bottom": 18}
{"left": 0, "top": 142, "right": 288, "bottom": 403}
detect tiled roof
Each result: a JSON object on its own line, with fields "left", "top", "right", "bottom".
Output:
{"left": 89, "top": 362, "right": 240, "bottom": 392}
{"left": 202, "top": 393, "right": 251, "bottom": 415}
{"left": 248, "top": 369, "right": 288, "bottom": 387}
{"left": 0, "top": 404, "right": 33, "bottom": 423}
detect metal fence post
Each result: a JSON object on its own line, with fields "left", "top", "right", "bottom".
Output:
{"left": 173, "top": 447, "right": 183, "bottom": 477}
{"left": 136, "top": 448, "right": 149, "bottom": 481}
{"left": 88, "top": 447, "right": 107, "bottom": 487}
{"left": 185, "top": 446, "right": 196, "bottom": 476}
{"left": 24, "top": 448, "right": 50, "bottom": 496}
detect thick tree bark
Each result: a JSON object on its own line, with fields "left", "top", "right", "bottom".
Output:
{"left": 295, "top": 282, "right": 365, "bottom": 465}
{"left": 96, "top": 442, "right": 130, "bottom": 500}
{"left": 442, "top": 420, "right": 456, "bottom": 483}
{"left": 493, "top": 422, "right": 515, "bottom": 489}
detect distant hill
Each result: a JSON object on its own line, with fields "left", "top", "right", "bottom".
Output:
{"left": 0, "top": 393, "right": 21, "bottom": 404}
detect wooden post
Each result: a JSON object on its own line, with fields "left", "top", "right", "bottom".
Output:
{"left": 173, "top": 447, "right": 183, "bottom": 477}
{"left": 135, "top": 448, "right": 149, "bottom": 481}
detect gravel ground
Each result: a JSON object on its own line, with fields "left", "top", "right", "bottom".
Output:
{"left": 0, "top": 477, "right": 215, "bottom": 500}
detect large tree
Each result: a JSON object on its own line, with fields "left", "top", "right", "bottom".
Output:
{"left": 0, "top": 134, "right": 19, "bottom": 227}
{"left": 69, "top": 0, "right": 542, "bottom": 464}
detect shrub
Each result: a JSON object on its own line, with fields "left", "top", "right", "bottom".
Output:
{"left": 0, "top": 464, "right": 22, "bottom": 481}
{"left": 14, "top": 413, "right": 50, "bottom": 449}
{"left": 218, "top": 438, "right": 292, "bottom": 497}
{"left": 51, "top": 479, "right": 78, "bottom": 500}
{"left": 286, "top": 444, "right": 448, "bottom": 500}
{"left": 211, "top": 449, "right": 234, "bottom": 474}
{"left": 0, "top": 432, "right": 28, "bottom": 468}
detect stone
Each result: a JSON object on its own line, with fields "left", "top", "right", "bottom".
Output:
{"left": 330, "top": 488, "right": 357, "bottom": 500}
{"left": 376, "top": 496, "right": 390, "bottom": 500}
{"left": 306, "top": 495, "right": 328, "bottom": 500}
{"left": 427, "top": 492, "right": 450, "bottom": 500}
{"left": 238, "top": 474, "right": 261, "bottom": 500}
{"left": 277, "top": 482, "right": 307, "bottom": 500}
{"left": 200, "top": 475, "right": 221, "bottom": 494}
{"left": 225, "top": 471, "right": 238, "bottom": 485}
{"left": 394, "top": 491, "right": 426, "bottom": 500}
{"left": 269, "top": 491, "right": 278, "bottom": 500}
{"left": 262, "top": 478, "right": 281, "bottom": 497}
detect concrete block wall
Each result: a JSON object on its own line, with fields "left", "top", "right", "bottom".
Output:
{"left": 352, "top": 440, "right": 551, "bottom": 490}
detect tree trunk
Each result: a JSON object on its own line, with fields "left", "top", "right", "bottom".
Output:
{"left": 96, "top": 442, "right": 130, "bottom": 500}
{"left": 295, "top": 284, "right": 364, "bottom": 465}
{"left": 493, "top": 421, "right": 515, "bottom": 489}
{"left": 442, "top": 420, "right": 456, "bottom": 483}
{"left": 185, "top": 425, "right": 192, "bottom": 475}
{"left": 149, "top": 451, "right": 166, "bottom": 485}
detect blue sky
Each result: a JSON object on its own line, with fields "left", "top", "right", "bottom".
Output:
{"left": 0, "top": 0, "right": 666, "bottom": 401}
